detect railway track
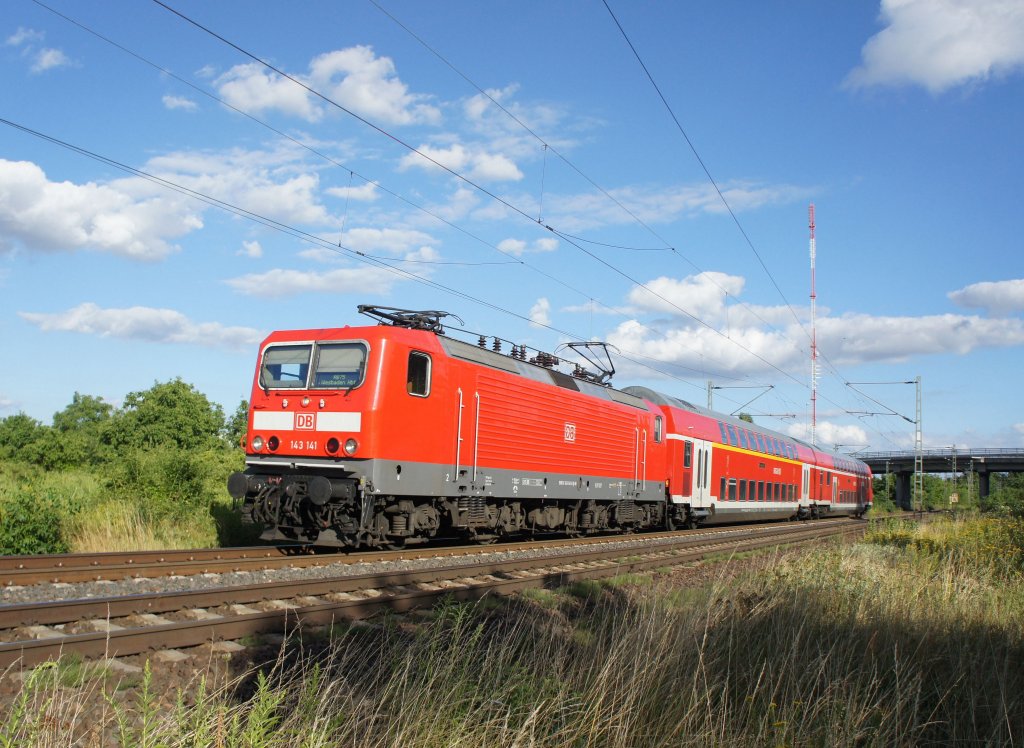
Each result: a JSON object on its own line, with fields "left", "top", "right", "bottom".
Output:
{"left": 0, "top": 517, "right": 888, "bottom": 587}
{"left": 0, "top": 517, "right": 875, "bottom": 668}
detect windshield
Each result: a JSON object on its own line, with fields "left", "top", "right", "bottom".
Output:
{"left": 259, "top": 341, "right": 368, "bottom": 390}
{"left": 260, "top": 344, "right": 312, "bottom": 389}
{"left": 312, "top": 342, "right": 367, "bottom": 389}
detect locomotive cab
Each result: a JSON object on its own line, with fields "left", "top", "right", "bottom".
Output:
{"left": 227, "top": 325, "right": 437, "bottom": 546}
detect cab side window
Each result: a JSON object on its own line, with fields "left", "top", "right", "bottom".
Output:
{"left": 407, "top": 352, "right": 431, "bottom": 397}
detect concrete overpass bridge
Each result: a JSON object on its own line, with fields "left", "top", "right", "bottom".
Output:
{"left": 859, "top": 448, "right": 1024, "bottom": 508}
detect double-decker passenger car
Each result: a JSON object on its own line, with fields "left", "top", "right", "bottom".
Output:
{"left": 228, "top": 306, "right": 872, "bottom": 548}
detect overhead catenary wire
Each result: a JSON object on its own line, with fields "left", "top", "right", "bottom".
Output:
{"left": 367, "top": 0, "right": 818, "bottom": 363}
{"left": 2, "top": 116, "right": 763, "bottom": 406}
{"left": 601, "top": 0, "right": 900, "bottom": 441}
{"left": 31, "top": 0, "right": 764, "bottom": 394}
{"left": 365, "top": 0, "right": 894, "bottom": 440}
{"left": 27, "top": 2, "right": 882, "bottom": 434}
{"left": 148, "top": 0, "right": 820, "bottom": 392}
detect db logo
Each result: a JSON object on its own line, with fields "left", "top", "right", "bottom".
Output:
{"left": 295, "top": 413, "right": 316, "bottom": 431}
{"left": 564, "top": 423, "right": 577, "bottom": 443}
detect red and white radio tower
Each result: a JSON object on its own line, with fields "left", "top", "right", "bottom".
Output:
{"left": 809, "top": 204, "right": 818, "bottom": 447}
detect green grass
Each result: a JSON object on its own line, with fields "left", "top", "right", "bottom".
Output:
{"left": 0, "top": 450, "right": 250, "bottom": 553}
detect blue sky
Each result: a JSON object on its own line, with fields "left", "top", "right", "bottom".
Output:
{"left": 2, "top": 0, "right": 1023, "bottom": 454}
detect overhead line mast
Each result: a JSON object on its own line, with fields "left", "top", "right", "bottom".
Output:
{"left": 809, "top": 204, "right": 818, "bottom": 447}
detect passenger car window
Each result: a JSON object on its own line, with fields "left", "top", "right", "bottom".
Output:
{"left": 407, "top": 351, "right": 431, "bottom": 396}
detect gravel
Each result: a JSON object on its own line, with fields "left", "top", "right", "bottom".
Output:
{"left": 0, "top": 528, "right": 758, "bottom": 607}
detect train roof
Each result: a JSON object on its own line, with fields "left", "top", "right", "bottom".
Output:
{"left": 261, "top": 306, "right": 869, "bottom": 474}
{"left": 622, "top": 384, "right": 808, "bottom": 447}
{"left": 622, "top": 385, "right": 869, "bottom": 474}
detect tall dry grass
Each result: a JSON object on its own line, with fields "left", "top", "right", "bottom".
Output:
{"left": 3, "top": 517, "right": 1022, "bottom": 746}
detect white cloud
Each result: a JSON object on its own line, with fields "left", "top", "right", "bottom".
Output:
{"left": 216, "top": 62, "right": 321, "bottom": 121}
{"left": 603, "top": 273, "right": 1024, "bottom": 381}
{"left": 497, "top": 237, "right": 559, "bottom": 257}
{"left": 297, "top": 247, "right": 344, "bottom": 263}
{"left": 846, "top": 0, "right": 1024, "bottom": 92}
{"left": 5, "top": 27, "right": 73, "bottom": 74}
{"left": 0, "top": 395, "right": 15, "bottom": 411}
{"left": 461, "top": 83, "right": 581, "bottom": 160}
{"left": 469, "top": 152, "right": 523, "bottom": 181}
{"left": 562, "top": 299, "right": 632, "bottom": 316}
{"left": 400, "top": 143, "right": 469, "bottom": 172}
{"left": 243, "top": 173, "right": 326, "bottom": 223}
{"left": 948, "top": 278, "right": 1024, "bottom": 316}
{"left": 543, "top": 180, "right": 808, "bottom": 232}
{"left": 786, "top": 421, "right": 869, "bottom": 449}
{"left": 424, "top": 186, "right": 481, "bottom": 223}
{"left": 145, "top": 147, "right": 330, "bottom": 226}
{"left": 238, "top": 240, "right": 263, "bottom": 258}
{"left": 399, "top": 142, "right": 524, "bottom": 183}
{"left": 19, "top": 303, "right": 264, "bottom": 350}
{"left": 31, "top": 48, "right": 72, "bottom": 73}
{"left": 0, "top": 159, "right": 202, "bottom": 260}
{"left": 215, "top": 45, "right": 439, "bottom": 126}
{"left": 403, "top": 245, "right": 442, "bottom": 263}
{"left": 464, "top": 84, "right": 520, "bottom": 122}
{"left": 820, "top": 312, "right": 1024, "bottom": 363}
{"left": 310, "top": 46, "right": 440, "bottom": 126}
{"left": 325, "top": 182, "right": 379, "bottom": 201}
{"left": 162, "top": 94, "right": 198, "bottom": 111}
{"left": 338, "top": 227, "right": 438, "bottom": 254}
{"left": 226, "top": 265, "right": 401, "bottom": 298}
{"left": 6, "top": 27, "right": 44, "bottom": 46}
{"left": 497, "top": 238, "right": 526, "bottom": 256}
{"left": 529, "top": 298, "right": 551, "bottom": 328}
{"left": 627, "top": 272, "right": 746, "bottom": 323}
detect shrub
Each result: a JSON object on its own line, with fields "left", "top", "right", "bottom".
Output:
{"left": 105, "top": 447, "right": 211, "bottom": 522}
{"left": 0, "top": 488, "right": 71, "bottom": 555}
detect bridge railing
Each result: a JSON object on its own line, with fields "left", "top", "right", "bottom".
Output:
{"left": 860, "top": 448, "right": 1024, "bottom": 460}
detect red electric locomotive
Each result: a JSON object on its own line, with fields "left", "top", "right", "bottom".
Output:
{"left": 227, "top": 306, "right": 872, "bottom": 548}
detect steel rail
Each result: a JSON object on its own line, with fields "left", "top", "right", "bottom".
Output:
{"left": 0, "top": 518, "right": 868, "bottom": 586}
{"left": 0, "top": 520, "right": 868, "bottom": 668}
{"left": 0, "top": 521, "right": 840, "bottom": 628}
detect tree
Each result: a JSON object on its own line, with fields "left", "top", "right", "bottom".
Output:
{"left": 223, "top": 400, "right": 249, "bottom": 448}
{"left": 982, "top": 473, "right": 1024, "bottom": 517}
{"left": 48, "top": 393, "right": 115, "bottom": 467}
{"left": 52, "top": 393, "right": 112, "bottom": 433}
{"left": 107, "top": 379, "right": 226, "bottom": 451}
{"left": 737, "top": 412, "right": 754, "bottom": 424}
{"left": 0, "top": 413, "right": 46, "bottom": 461}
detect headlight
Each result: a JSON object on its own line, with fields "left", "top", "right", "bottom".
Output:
{"left": 326, "top": 437, "right": 340, "bottom": 454}
{"left": 344, "top": 438, "right": 358, "bottom": 456}
{"left": 268, "top": 436, "right": 280, "bottom": 451}
{"left": 251, "top": 435, "right": 265, "bottom": 452}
